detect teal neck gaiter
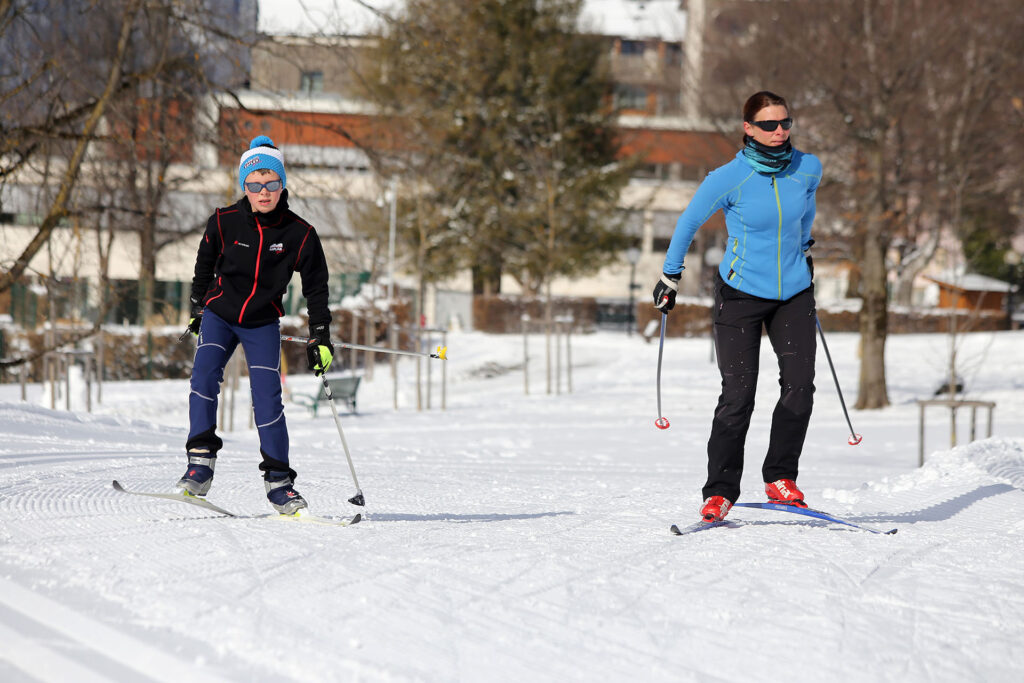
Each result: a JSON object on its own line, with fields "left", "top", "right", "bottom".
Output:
{"left": 742, "top": 135, "right": 793, "bottom": 174}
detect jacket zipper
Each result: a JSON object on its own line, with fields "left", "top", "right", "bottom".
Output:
{"left": 772, "top": 174, "right": 782, "bottom": 298}
{"left": 238, "top": 218, "right": 265, "bottom": 323}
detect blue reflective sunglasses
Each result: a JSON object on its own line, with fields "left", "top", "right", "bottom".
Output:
{"left": 244, "top": 180, "right": 283, "bottom": 193}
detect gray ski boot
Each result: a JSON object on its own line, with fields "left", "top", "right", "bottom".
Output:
{"left": 265, "top": 474, "right": 308, "bottom": 515}
{"left": 176, "top": 451, "right": 215, "bottom": 496}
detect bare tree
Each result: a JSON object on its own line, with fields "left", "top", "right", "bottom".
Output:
{"left": 1, "top": 1, "right": 255, "bottom": 318}
{"left": 0, "top": 0, "right": 142, "bottom": 293}
{"left": 700, "top": 0, "right": 1024, "bottom": 408}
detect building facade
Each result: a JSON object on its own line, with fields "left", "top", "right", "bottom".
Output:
{"left": 2, "top": 0, "right": 741, "bottom": 329}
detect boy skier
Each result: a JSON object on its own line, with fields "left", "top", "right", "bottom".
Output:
{"left": 178, "top": 135, "right": 335, "bottom": 514}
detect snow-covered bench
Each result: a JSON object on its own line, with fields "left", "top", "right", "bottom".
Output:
{"left": 293, "top": 376, "right": 361, "bottom": 417}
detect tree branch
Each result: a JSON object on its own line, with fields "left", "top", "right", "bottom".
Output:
{"left": 0, "top": 0, "right": 141, "bottom": 293}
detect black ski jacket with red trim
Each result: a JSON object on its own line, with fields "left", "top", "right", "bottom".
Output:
{"left": 190, "top": 192, "right": 331, "bottom": 329}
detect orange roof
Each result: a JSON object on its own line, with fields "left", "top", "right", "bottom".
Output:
{"left": 219, "top": 109, "right": 401, "bottom": 163}
{"left": 219, "top": 107, "right": 736, "bottom": 168}
{"left": 618, "top": 128, "right": 736, "bottom": 166}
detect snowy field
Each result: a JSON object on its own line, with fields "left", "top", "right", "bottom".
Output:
{"left": 1, "top": 327, "right": 1023, "bottom": 682}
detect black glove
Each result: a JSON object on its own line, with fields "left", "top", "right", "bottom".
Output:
{"left": 306, "top": 324, "right": 335, "bottom": 376}
{"left": 179, "top": 299, "right": 203, "bottom": 341}
{"left": 804, "top": 239, "right": 815, "bottom": 280}
{"left": 652, "top": 272, "right": 681, "bottom": 312}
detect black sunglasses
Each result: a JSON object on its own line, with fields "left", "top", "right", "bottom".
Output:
{"left": 244, "top": 180, "right": 283, "bottom": 193}
{"left": 748, "top": 118, "right": 793, "bottom": 132}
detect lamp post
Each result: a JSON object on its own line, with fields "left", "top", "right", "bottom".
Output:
{"left": 1005, "top": 249, "right": 1022, "bottom": 330}
{"left": 625, "top": 247, "right": 641, "bottom": 336}
{"left": 377, "top": 178, "right": 399, "bottom": 387}
{"left": 375, "top": 178, "right": 398, "bottom": 303}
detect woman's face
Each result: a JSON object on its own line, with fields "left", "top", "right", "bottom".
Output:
{"left": 743, "top": 104, "right": 791, "bottom": 147}
{"left": 244, "top": 170, "right": 283, "bottom": 213}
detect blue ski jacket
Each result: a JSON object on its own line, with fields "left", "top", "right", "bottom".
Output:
{"left": 662, "top": 148, "right": 822, "bottom": 300}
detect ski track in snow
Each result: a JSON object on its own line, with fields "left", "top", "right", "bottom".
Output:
{"left": 1, "top": 330, "right": 1024, "bottom": 681}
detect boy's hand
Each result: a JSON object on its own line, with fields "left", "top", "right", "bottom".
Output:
{"left": 306, "top": 324, "right": 334, "bottom": 376}
{"left": 187, "top": 313, "right": 202, "bottom": 337}
{"left": 179, "top": 301, "right": 203, "bottom": 342}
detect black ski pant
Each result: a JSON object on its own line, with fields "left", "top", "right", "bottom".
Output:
{"left": 703, "top": 275, "right": 816, "bottom": 502}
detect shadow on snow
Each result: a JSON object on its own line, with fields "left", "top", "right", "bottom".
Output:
{"left": 368, "top": 510, "right": 576, "bottom": 523}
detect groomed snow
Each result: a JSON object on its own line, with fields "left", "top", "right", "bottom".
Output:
{"left": 1, "top": 328, "right": 1023, "bottom": 681}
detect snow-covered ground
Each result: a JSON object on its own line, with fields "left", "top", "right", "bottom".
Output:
{"left": 1, "top": 328, "right": 1023, "bottom": 682}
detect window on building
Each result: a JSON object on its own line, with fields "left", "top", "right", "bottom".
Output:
{"left": 616, "top": 209, "right": 645, "bottom": 239}
{"left": 678, "top": 164, "right": 706, "bottom": 181}
{"left": 631, "top": 164, "right": 661, "bottom": 180}
{"left": 614, "top": 85, "right": 647, "bottom": 111}
{"left": 657, "top": 89, "right": 682, "bottom": 115}
{"left": 665, "top": 42, "right": 683, "bottom": 66}
{"left": 300, "top": 70, "right": 323, "bottom": 94}
{"left": 620, "top": 40, "right": 645, "bottom": 56}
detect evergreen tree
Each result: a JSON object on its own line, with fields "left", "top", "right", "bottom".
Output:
{"left": 361, "top": 0, "right": 637, "bottom": 295}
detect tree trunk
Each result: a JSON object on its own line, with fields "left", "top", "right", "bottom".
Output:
{"left": 138, "top": 210, "right": 157, "bottom": 325}
{"left": 544, "top": 278, "right": 552, "bottom": 395}
{"left": 471, "top": 262, "right": 501, "bottom": 295}
{"left": 0, "top": 1, "right": 139, "bottom": 294}
{"left": 855, "top": 212, "right": 890, "bottom": 409}
{"left": 415, "top": 194, "right": 426, "bottom": 411}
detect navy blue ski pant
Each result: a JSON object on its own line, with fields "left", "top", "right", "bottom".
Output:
{"left": 704, "top": 274, "right": 816, "bottom": 502}
{"left": 187, "top": 310, "right": 291, "bottom": 474}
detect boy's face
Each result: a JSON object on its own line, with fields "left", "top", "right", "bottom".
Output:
{"left": 244, "top": 170, "right": 283, "bottom": 214}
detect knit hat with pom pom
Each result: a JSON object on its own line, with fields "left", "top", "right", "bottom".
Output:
{"left": 238, "top": 135, "right": 286, "bottom": 190}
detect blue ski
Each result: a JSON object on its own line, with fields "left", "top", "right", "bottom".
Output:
{"left": 670, "top": 519, "right": 733, "bottom": 536}
{"left": 733, "top": 502, "right": 897, "bottom": 535}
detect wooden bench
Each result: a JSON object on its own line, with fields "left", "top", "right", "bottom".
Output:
{"left": 293, "top": 376, "right": 361, "bottom": 417}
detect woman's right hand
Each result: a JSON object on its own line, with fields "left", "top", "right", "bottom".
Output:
{"left": 653, "top": 273, "right": 681, "bottom": 312}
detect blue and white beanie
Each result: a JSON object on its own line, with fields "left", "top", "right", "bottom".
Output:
{"left": 238, "top": 135, "right": 286, "bottom": 190}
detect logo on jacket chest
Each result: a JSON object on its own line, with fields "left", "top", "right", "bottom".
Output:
{"left": 269, "top": 242, "right": 285, "bottom": 254}
{"left": 233, "top": 240, "right": 250, "bottom": 248}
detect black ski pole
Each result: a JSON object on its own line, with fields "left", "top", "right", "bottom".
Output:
{"left": 816, "top": 316, "right": 862, "bottom": 445}
{"left": 319, "top": 372, "right": 366, "bottom": 506}
{"left": 282, "top": 337, "right": 366, "bottom": 506}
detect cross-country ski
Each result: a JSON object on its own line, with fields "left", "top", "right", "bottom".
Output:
{"left": 113, "top": 480, "right": 361, "bottom": 526}
{"left": 670, "top": 502, "right": 898, "bottom": 536}
{"left": 264, "top": 510, "right": 362, "bottom": 527}
{"left": 112, "top": 479, "right": 238, "bottom": 517}
{"left": 732, "top": 501, "right": 898, "bottom": 535}
{"left": 669, "top": 519, "right": 733, "bottom": 535}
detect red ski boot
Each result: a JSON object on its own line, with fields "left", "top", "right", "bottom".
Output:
{"left": 700, "top": 496, "right": 732, "bottom": 522}
{"left": 764, "top": 479, "right": 807, "bottom": 508}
